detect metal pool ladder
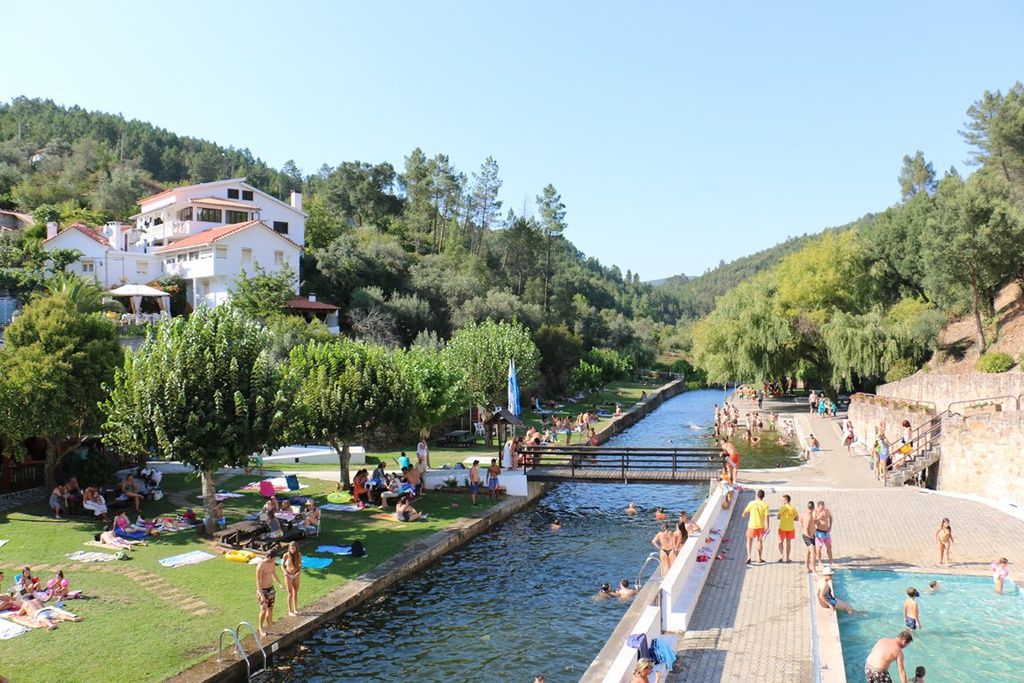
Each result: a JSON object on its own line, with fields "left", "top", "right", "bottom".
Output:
{"left": 218, "top": 621, "right": 270, "bottom": 681}
{"left": 636, "top": 551, "right": 661, "bottom": 589}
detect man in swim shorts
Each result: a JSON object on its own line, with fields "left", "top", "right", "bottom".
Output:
{"left": 864, "top": 630, "right": 913, "bottom": 683}
{"left": 800, "top": 501, "right": 817, "bottom": 573}
{"left": 814, "top": 500, "right": 835, "bottom": 566}
{"left": 776, "top": 494, "right": 798, "bottom": 562}
{"left": 487, "top": 459, "right": 501, "bottom": 501}
{"left": 742, "top": 489, "right": 770, "bottom": 564}
{"left": 256, "top": 548, "right": 284, "bottom": 637}
{"left": 469, "top": 460, "right": 481, "bottom": 505}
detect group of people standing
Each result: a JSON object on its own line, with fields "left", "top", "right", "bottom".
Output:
{"left": 740, "top": 491, "right": 835, "bottom": 570}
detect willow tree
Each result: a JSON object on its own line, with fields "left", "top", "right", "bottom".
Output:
{"left": 285, "top": 339, "right": 410, "bottom": 489}
{"left": 102, "top": 306, "right": 285, "bottom": 535}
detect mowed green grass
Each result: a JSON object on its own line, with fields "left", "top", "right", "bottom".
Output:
{"left": 0, "top": 473, "right": 499, "bottom": 683}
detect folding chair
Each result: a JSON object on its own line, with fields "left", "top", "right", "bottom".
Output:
{"left": 285, "top": 474, "right": 300, "bottom": 491}
{"left": 259, "top": 480, "right": 276, "bottom": 499}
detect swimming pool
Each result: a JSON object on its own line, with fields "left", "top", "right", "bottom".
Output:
{"left": 833, "top": 569, "right": 1024, "bottom": 683}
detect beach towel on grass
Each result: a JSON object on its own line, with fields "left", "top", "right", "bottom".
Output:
{"left": 276, "top": 555, "right": 334, "bottom": 570}
{"left": 0, "top": 616, "right": 30, "bottom": 639}
{"left": 116, "top": 529, "right": 148, "bottom": 540}
{"left": 320, "top": 503, "right": 362, "bottom": 512}
{"left": 158, "top": 550, "right": 215, "bottom": 568}
{"left": 370, "top": 512, "right": 403, "bottom": 522}
{"left": 6, "top": 606, "right": 79, "bottom": 629}
{"left": 85, "top": 540, "right": 122, "bottom": 550}
{"left": 195, "top": 492, "right": 245, "bottom": 501}
{"left": 0, "top": 540, "right": 8, "bottom": 548}
{"left": 315, "top": 545, "right": 359, "bottom": 555}
{"left": 242, "top": 477, "right": 308, "bottom": 493}
{"left": 66, "top": 550, "right": 117, "bottom": 563}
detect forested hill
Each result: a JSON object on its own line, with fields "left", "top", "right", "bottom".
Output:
{"left": 0, "top": 96, "right": 695, "bottom": 378}
{"left": 654, "top": 219, "right": 871, "bottom": 319}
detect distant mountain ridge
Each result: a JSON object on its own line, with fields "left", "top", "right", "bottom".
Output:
{"left": 654, "top": 218, "right": 873, "bottom": 319}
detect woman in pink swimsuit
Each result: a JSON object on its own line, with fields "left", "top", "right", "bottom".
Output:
{"left": 282, "top": 541, "right": 303, "bottom": 617}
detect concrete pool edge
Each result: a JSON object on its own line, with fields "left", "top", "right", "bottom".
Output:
{"left": 167, "top": 482, "right": 549, "bottom": 683}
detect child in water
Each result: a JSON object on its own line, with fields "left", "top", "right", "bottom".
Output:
{"left": 903, "top": 587, "right": 921, "bottom": 630}
{"left": 991, "top": 558, "right": 1010, "bottom": 594}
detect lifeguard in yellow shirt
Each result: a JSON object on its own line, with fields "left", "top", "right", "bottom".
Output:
{"left": 776, "top": 494, "right": 799, "bottom": 563}
{"left": 742, "top": 489, "right": 771, "bottom": 564}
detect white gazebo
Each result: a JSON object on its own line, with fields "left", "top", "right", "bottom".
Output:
{"left": 107, "top": 284, "right": 171, "bottom": 320}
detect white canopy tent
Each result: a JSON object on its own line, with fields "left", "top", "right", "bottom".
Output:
{"left": 107, "top": 284, "right": 171, "bottom": 317}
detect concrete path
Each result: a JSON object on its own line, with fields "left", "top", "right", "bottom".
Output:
{"left": 666, "top": 395, "right": 1024, "bottom": 683}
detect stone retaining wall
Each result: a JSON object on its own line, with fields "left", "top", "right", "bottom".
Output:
{"left": 878, "top": 373, "right": 1024, "bottom": 413}
{"left": 848, "top": 401, "right": 935, "bottom": 442}
{"left": 937, "top": 412, "right": 1024, "bottom": 507}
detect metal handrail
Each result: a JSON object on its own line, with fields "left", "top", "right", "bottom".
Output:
{"left": 636, "top": 551, "right": 661, "bottom": 589}
{"left": 217, "top": 621, "right": 268, "bottom": 682}
{"left": 236, "top": 621, "right": 267, "bottom": 674}
{"left": 886, "top": 410, "right": 950, "bottom": 482}
{"left": 218, "top": 628, "right": 253, "bottom": 681}
{"left": 947, "top": 395, "right": 1020, "bottom": 416}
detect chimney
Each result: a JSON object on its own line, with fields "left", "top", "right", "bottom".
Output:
{"left": 46, "top": 221, "right": 58, "bottom": 240}
{"left": 308, "top": 293, "right": 316, "bottom": 302}
{"left": 290, "top": 191, "right": 303, "bottom": 212}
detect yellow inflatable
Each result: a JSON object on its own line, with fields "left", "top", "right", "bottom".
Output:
{"left": 224, "top": 550, "right": 256, "bottom": 563}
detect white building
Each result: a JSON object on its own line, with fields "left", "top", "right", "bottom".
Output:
{"left": 158, "top": 219, "right": 301, "bottom": 308}
{"left": 42, "top": 178, "right": 305, "bottom": 309}
{"left": 42, "top": 221, "right": 161, "bottom": 289}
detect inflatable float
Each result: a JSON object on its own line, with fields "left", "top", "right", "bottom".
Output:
{"left": 224, "top": 549, "right": 256, "bottom": 563}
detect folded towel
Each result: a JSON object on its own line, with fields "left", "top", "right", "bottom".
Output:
{"left": 0, "top": 618, "right": 30, "bottom": 639}
{"left": 158, "top": 550, "right": 215, "bottom": 568}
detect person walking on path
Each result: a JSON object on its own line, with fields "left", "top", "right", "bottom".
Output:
{"left": 934, "top": 518, "right": 953, "bottom": 566}
{"left": 864, "top": 630, "right": 913, "bottom": 683}
{"left": 777, "top": 494, "right": 799, "bottom": 562}
{"left": 801, "top": 501, "right": 819, "bottom": 573}
{"left": 742, "top": 489, "right": 771, "bottom": 564}
{"left": 256, "top": 548, "right": 285, "bottom": 638}
{"left": 416, "top": 438, "right": 430, "bottom": 475}
{"left": 842, "top": 419, "right": 856, "bottom": 457}
{"left": 814, "top": 500, "right": 835, "bottom": 567}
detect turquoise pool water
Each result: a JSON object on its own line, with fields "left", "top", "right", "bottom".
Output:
{"left": 833, "top": 569, "right": 1024, "bottom": 683}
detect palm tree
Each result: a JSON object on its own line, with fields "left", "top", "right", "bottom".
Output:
{"left": 41, "top": 272, "right": 124, "bottom": 314}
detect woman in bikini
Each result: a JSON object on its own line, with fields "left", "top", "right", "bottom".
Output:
{"left": 652, "top": 523, "right": 678, "bottom": 577}
{"left": 282, "top": 541, "right": 302, "bottom": 617}
{"left": 934, "top": 518, "right": 953, "bottom": 566}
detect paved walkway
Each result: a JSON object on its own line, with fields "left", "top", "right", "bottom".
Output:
{"left": 666, "top": 395, "right": 1024, "bottom": 683}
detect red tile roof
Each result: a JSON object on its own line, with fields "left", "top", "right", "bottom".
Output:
{"left": 42, "top": 222, "right": 111, "bottom": 247}
{"left": 285, "top": 298, "right": 340, "bottom": 311}
{"left": 156, "top": 220, "right": 302, "bottom": 252}
{"left": 189, "top": 196, "right": 261, "bottom": 211}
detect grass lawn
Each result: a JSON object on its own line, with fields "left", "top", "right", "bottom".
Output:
{"left": 0, "top": 472, "right": 500, "bottom": 683}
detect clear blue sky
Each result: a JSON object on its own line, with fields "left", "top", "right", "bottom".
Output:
{"left": 4, "top": 1, "right": 1023, "bottom": 281}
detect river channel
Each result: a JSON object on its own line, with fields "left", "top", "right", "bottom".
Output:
{"left": 270, "top": 389, "right": 792, "bottom": 682}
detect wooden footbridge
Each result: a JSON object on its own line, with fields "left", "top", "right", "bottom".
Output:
{"left": 519, "top": 445, "right": 721, "bottom": 484}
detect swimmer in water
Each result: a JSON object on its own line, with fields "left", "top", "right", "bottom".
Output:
{"left": 926, "top": 580, "right": 939, "bottom": 594}
{"left": 625, "top": 503, "right": 638, "bottom": 515}
{"left": 550, "top": 520, "right": 561, "bottom": 531}
{"left": 654, "top": 507, "right": 667, "bottom": 521}
{"left": 597, "top": 583, "right": 615, "bottom": 599}
{"left": 616, "top": 579, "right": 636, "bottom": 598}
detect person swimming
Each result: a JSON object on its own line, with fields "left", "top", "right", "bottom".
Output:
{"left": 625, "top": 503, "right": 638, "bottom": 515}
{"left": 550, "top": 520, "right": 562, "bottom": 531}
{"left": 597, "top": 583, "right": 615, "bottom": 598}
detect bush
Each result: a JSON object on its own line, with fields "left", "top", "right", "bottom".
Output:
{"left": 977, "top": 351, "right": 1014, "bottom": 373}
{"left": 69, "top": 448, "right": 118, "bottom": 487}
{"left": 570, "top": 360, "right": 603, "bottom": 392}
{"left": 583, "top": 347, "right": 632, "bottom": 382}
{"left": 884, "top": 358, "right": 917, "bottom": 382}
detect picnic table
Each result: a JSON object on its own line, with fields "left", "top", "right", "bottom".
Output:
{"left": 438, "top": 430, "right": 475, "bottom": 447}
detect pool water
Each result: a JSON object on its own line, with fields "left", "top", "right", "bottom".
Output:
{"left": 269, "top": 482, "right": 708, "bottom": 683}
{"left": 833, "top": 569, "right": 1024, "bottom": 683}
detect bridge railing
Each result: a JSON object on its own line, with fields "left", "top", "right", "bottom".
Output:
{"left": 519, "top": 445, "right": 720, "bottom": 478}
